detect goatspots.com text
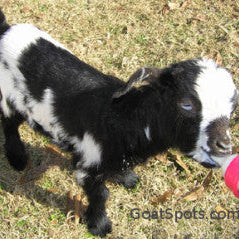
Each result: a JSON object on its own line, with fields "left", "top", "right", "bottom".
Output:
{"left": 130, "top": 208, "right": 239, "bottom": 222}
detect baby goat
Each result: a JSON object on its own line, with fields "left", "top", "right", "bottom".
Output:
{"left": 0, "top": 10, "right": 238, "bottom": 237}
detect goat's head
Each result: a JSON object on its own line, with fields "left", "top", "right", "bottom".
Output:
{"left": 114, "top": 58, "right": 238, "bottom": 168}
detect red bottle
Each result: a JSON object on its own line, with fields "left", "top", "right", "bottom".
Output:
{"left": 213, "top": 155, "right": 239, "bottom": 198}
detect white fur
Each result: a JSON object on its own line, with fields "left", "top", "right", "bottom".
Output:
{"left": 0, "top": 64, "right": 16, "bottom": 117}
{"left": 0, "top": 63, "right": 30, "bottom": 118}
{"left": 75, "top": 169, "right": 88, "bottom": 186}
{"left": 0, "top": 67, "right": 67, "bottom": 143}
{"left": 195, "top": 58, "right": 235, "bottom": 130}
{"left": 0, "top": 36, "right": 101, "bottom": 169}
{"left": 191, "top": 58, "right": 237, "bottom": 163}
{"left": 28, "top": 89, "right": 54, "bottom": 128}
{"left": 71, "top": 133, "right": 102, "bottom": 168}
{"left": 226, "top": 130, "right": 231, "bottom": 140}
{"left": 0, "top": 24, "right": 67, "bottom": 65}
{"left": 26, "top": 88, "right": 67, "bottom": 142}
{"left": 0, "top": 24, "right": 70, "bottom": 144}
{"left": 144, "top": 126, "right": 151, "bottom": 141}
{"left": 139, "top": 67, "right": 149, "bottom": 82}
{"left": 0, "top": 64, "right": 102, "bottom": 169}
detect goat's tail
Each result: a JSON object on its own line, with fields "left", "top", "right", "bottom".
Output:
{"left": 0, "top": 9, "right": 9, "bottom": 36}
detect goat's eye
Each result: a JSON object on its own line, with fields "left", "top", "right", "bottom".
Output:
{"left": 180, "top": 103, "right": 193, "bottom": 111}
{"left": 178, "top": 100, "right": 197, "bottom": 115}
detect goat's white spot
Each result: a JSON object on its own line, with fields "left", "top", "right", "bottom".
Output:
{"left": 195, "top": 58, "right": 236, "bottom": 130}
{"left": 0, "top": 24, "right": 68, "bottom": 63}
{"left": 189, "top": 130, "right": 210, "bottom": 164}
{"left": 190, "top": 58, "right": 237, "bottom": 163}
{"left": 29, "top": 89, "right": 54, "bottom": 129}
{"left": 71, "top": 133, "right": 102, "bottom": 168}
{"left": 226, "top": 130, "right": 231, "bottom": 140}
{"left": 0, "top": 63, "right": 67, "bottom": 143}
{"left": 0, "top": 62, "right": 27, "bottom": 117}
{"left": 75, "top": 169, "right": 88, "bottom": 186}
{"left": 0, "top": 23, "right": 69, "bottom": 121}
{"left": 144, "top": 126, "right": 151, "bottom": 141}
{"left": 140, "top": 67, "right": 146, "bottom": 82}
{"left": 139, "top": 67, "right": 149, "bottom": 83}
{"left": 26, "top": 88, "right": 67, "bottom": 142}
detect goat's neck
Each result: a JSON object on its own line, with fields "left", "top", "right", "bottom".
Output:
{"left": 117, "top": 88, "right": 169, "bottom": 160}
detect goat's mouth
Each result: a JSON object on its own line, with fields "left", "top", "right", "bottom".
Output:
{"left": 187, "top": 147, "right": 221, "bottom": 169}
{"left": 199, "top": 147, "right": 221, "bottom": 168}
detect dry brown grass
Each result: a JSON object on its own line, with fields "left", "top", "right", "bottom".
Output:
{"left": 1, "top": 0, "right": 239, "bottom": 238}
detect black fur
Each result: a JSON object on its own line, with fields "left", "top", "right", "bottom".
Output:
{"left": 83, "top": 176, "right": 112, "bottom": 237}
{"left": 1, "top": 113, "right": 28, "bottom": 171}
{"left": 0, "top": 9, "right": 9, "bottom": 37}
{"left": 108, "top": 169, "right": 139, "bottom": 188}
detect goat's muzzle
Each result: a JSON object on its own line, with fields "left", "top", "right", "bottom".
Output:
{"left": 206, "top": 117, "right": 232, "bottom": 157}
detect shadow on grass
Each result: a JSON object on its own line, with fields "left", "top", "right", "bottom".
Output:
{"left": 0, "top": 123, "right": 75, "bottom": 215}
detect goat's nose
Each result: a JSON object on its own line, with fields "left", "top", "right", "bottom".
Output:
{"left": 214, "top": 135, "right": 232, "bottom": 154}
{"left": 206, "top": 117, "right": 232, "bottom": 156}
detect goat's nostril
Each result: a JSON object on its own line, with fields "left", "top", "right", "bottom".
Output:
{"left": 215, "top": 140, "right": 232, "bottom": 151}
{"left": 216, "top": 141, "right": 225, "bottom": 150}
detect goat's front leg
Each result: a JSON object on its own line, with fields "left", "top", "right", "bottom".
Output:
{"left": 82, "top": 175, "right": 111, "bottom": 237}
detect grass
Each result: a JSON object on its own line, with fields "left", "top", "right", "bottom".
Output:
{"left": 0, "top": 0, "right": 239, "bottom": 238}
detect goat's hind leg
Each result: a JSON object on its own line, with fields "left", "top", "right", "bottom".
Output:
{"left": 1, "top": 113, "right": 28, "bottom": 171}
{"left": 110, "top": 169, "right": 139, "bottom": 189}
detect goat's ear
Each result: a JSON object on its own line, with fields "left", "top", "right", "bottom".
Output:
{"left": 112, "top": 66, "right": 161, "bottom": 99}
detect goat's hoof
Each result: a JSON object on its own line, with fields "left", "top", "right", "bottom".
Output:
{"left": 6, "top": 151, "right": 28, "bottom": 171}
{"left": 87, "top": 216, "right": 112, "bottom": 237}
{"left": 4, "top": 141, "right": 28, "bottom": 171}
{"left": 121, "top": 170, "right": 139, "bottom": 189}
{"left": 11, "top": 162, "right": 27, "bottom": 171}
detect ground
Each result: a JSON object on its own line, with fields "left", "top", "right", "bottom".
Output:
{"left": 1, "top": 0, "right": 239, "bottom": 238}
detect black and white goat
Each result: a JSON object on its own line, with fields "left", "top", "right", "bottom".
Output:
{"left": 0, "top": 10, "right": 238, "bottom": 237}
